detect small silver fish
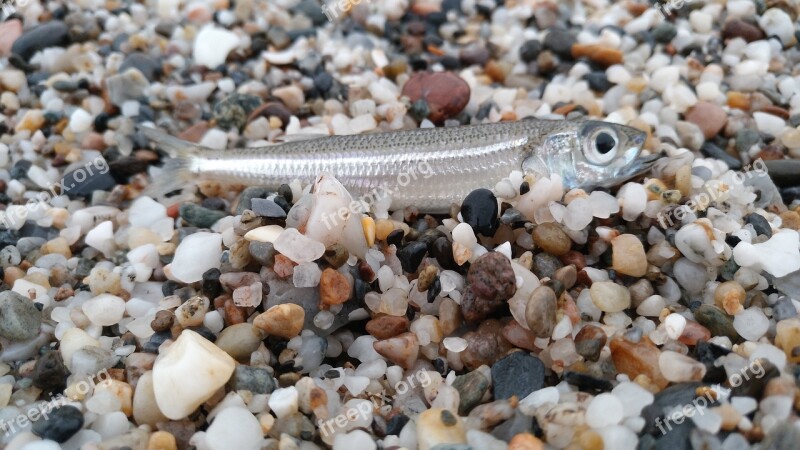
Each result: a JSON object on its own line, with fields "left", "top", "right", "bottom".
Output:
{"left": 142, "top": 119, "right": 657, "bottom": 213}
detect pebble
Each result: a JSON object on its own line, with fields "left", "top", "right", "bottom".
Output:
{"left": 0, "top": 290, "right": 41, "bottom": 341}
{"left": 574, "top": 325, "right": 607, "bottom": 361}
{"left": 532, "top": 223, "right": 571, "bottom": 256}
{"left": 254, "top": 304, "right": 305, "bottom": 339}
{"left": 685, "top": 102, "right": 728, "bottom": 139}
{"left": 11, "top": 21, "right": 70, "bottom": 60}
{"left": 152, "top": 330, "right": 236, "bottom": 419}
{"left": 460, "top": 189, "right": 498, "bottom": 236}
{"left": 320, "top": 268, "right": 351, "bottom": 306}
{"left": 659, "top": 350, "right": 707, "bottom": 382}
{"left": 169, "top": 232, "right": 222, "bottom": 283}
{"left": 491, "top": 351, "right": 545, "bottom": 400}
{"left": 205, "top": 407, "right": 263, "bottom": 450}
{"left": 590, "top": 281, "right": 631, "bottom": 312}
{"left": 733, "top": 307, "right": 769, "bottom": 341}
{"left": 31, "top": 405, "right": 84, "bottom": 443}
{"left": 585, "top": 393, "right": 623, "bottom": 428}
{"left": 611, "top": 234, "right": 648, "bottom": 277}
{"left": 694, "top": 304, "right": 740, "bottom": 342}
{"left": 228, "top": 365, "right": 274, "bottom": 394}
{"left": 193, "top": 25, "right": 240, "bottom": 68}
{"left": 366, "top": 315, "right": 409, "bottom": 339}
{"left": 610, "top": 338, "right": 668, "bottom": 389}
{"left": 461, "top": 252, "right": 517, "bottom": 321}
{"left": 417, "top": 409, "right": 467, "bottom": 450}
{"left": 525, "top": 286, "right": 557, "bottom": 338}
{"left": 274, "top": 228, "right": 326, "bottom": 264}
{"left": 401, "top": 72, "right": 470, "bottom": 123}
{"left": 82, "top": 294, "right": 126, "bottom": 326}
{"left": 373, "top": 332, "right": 419, "bottom": 369}
{"left": 397, "top": 241, "right": 428, "bottom": 273}
{"left": 452, "top": 370, "right": 490, "bottom": 415}
{"left": 714, "top": 281, "right": 747, "bottom": 315}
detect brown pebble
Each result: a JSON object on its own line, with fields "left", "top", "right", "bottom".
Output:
{"left": 727, "top": 91, "right": 750, "bottom": 110}
{"left": 685, "top": 102, "right": 728, "bottom": 139}
{"left": 722, "top": 19, "right": 765, "bottom": 42}
{"left": 373, "top": 332, "right": 419, "bottom": 369}
{"left": 574, "top": 324, "right": 607, "bottom": 361}
{"left": 319, "top": 268, "right": 352, "bottom": 306}
{"left": 417, "top": 265, "right": 438, "bottom": 292}
{"left": 253, "top": 304, "right": 305, "bottom": 339}
{"left": 223, "top": 299, "right": 246, "bottom": 325}
{"left": 150, "top": 310, "right": 175, "bottom": 332}
{"left": 678, "top": 320, "right": 711, "bottom": 346}
{"left": 559, "top": 251, "right": 586, "bottom": 270}
{"left": 401, "top": 72, "right": 470, "bottom": 123}
{"left": 501, "top": 320, "right": 538, "bottom": 352}
{"left": 460, "top": 252, "right": 517, "bottom": 321}
{"left": 439, "top": 298, "right": 462, "bottom": 336}
{"left": 570, "top": 43, "right": 623, "bottom": 67}
{"left": 525, "top": 286, "right": 557, "bottom": 338}
{"left": 366, "top": 315, "right": 410, "bottom": 340}
{"left": 532, "top": 223, "right": 572, "bottom": 256}
{"left": 508, "top": 432, "right": 544, "bottom": 450}
{"left": 780, "top": 211, "right": 800, "bottom": 230}
{"left": 610, "top": 338, "right": 668, "bottom": 389}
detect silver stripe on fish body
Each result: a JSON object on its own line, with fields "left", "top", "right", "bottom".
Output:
{"left": 141, "top": 119, "right": 657, "bottom": 213}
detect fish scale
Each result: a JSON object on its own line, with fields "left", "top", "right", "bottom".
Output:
{"left": 141, "top": 119, "right": 654, "bottom": 213}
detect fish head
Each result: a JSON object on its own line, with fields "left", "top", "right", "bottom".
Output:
{"left": 521, "top": 119, "right": 656, "bottom": 188}
{"left": 569, "top": 120, "right": 653, "bottom": 188}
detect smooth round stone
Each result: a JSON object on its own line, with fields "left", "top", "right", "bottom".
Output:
{"left": 611, "top": 381, "right": 654, "bottom": 417}
{"left": 82, "top": 294, "right": 126, "bottom": 327}
{"left": 132, "top": 371, "right": 168, "bottom": 427}
{"left": 664, "top": 313, "right": 687, "bottom": 340}
{"left": 733, "top": 308, "right": 769, "bottom": 341}
{"left": 673, "top": 258, "right": 707, "bottom": 294}
{"left": 460, "top": 189, "right": 498, "bottom": 236}
{"left": 532, "top": 223, "right": 572, "bottom": 256}
{"left": 611, "top": 234, "right": 647, "bottom": 277}
{"left": 169, "top": 232, "right": 223, "bottom": 283}
{"left": 0, "top": 290, "right": 42, "bottom": 341}
{"left": 205, "top": 407, "right": 263, "bottom": 450}
{"left": 525, "top": 286, "right": 557, "bottom": 338}
{"left": 152, "top": 330, "right": 236, "bottom": 420}
{"left": 268, "top": 386, "right": 299, "bottom": 419}
{"left": 574, "top": 324, "right": 607, "bottom": 362}
{"left": 59, "top": 328, "right": 101, "bottom": 371}
{"left": 585, "top": 393, "right": 623, "bottom": 428}
{"left": 590, "top": 281, "right": 631, "bottom": 313}
{"left": 193, "top": 25, "right": 240, "bottom": 68}
{"left": 214, "top": 323, "right": 265, "bottom": 361}
{"left": 31, "top": 405, "right": 84, "bottom": 443}
{"left": 715, "top": 281, "right": 746, "bottom": 315}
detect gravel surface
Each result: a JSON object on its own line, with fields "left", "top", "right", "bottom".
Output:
{"left": 1, "top": 0, "right": 800, "bottom": 449}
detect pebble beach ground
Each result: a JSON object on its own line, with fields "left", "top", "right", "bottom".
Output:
{"left": 1, "top": 0, "right": 800, "bottom": 449}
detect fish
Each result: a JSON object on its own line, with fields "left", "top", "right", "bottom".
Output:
{"left": 141, "top": 119, "right": 658, "bottom": 213}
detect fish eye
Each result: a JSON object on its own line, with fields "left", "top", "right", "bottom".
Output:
{"left": 595, "top": 132, "right": 615, "bottom": 154}
{"left": 585, "top": 128, "right": 618, "bottom": 165}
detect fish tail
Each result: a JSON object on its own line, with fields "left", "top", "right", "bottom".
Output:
{"left": 139, "top": 126, "right": 206, "bottom": 198}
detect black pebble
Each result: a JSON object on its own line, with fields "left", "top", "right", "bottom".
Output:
{"left": 386, "top": 229, "right": 404, "bottom": 247}
{"left": 427, "top": 277, "right": 441, "bottom": 302}
{"left": 745, "top": 213, "right": 772, "bottom": 238}
{"left": 584, "top": 71, "right": 612, "bottom": 92}
{"left": 202, "top": 268, "right": 222, "bottom": 299}
{"left": 397, "top": 241, "right": 427, "bottom": 273}
{"left": 543, "top": 28, "right": 576, "bottom": 59}
{"left": 460, "top": 189, "right": 498, "bottom": 236}
{"left": 491, "top": 352, "right": 545, "bottom": 400}
{"left": 386, "top": 414, "right": 410, "bottom": 436}
{"left": 32, "top": 351, "right": 68, "bottom": 395}
{"left": 31, "top": 405, "right": 84, "bottom": 443}
{"left": 519, "top": 40, "right": 542, "bottom": 63}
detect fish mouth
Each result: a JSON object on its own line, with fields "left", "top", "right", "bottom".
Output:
{"left": 628, "top": 151, "right": 664, "bottom": 176}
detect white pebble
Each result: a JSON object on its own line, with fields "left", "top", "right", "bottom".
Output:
{"left": 585, "top": 393, "right": 624, "bottom": 428}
